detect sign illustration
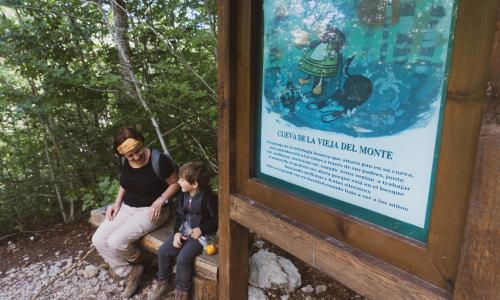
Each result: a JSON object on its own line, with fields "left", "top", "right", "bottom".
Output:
{"left": 257, "top": 0, "right": 458, "bottom": 241}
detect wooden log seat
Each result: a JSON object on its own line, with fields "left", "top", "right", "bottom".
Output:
{"left": 89, "top": 206, "right": 218, "bottom": 300}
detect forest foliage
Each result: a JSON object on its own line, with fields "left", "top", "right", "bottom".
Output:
{"left": 0, "top": 0, "right": 217, "bottom": 236}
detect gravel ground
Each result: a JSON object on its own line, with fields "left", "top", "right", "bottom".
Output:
{"left": 0, "top": 221, "right": 363, "bottom": 300}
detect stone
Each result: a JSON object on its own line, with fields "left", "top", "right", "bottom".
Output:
{"left": 315, "top": 284, "right": 327, "bottom": 294}
{"left": 280, "top": 295, "right": 289, "bottom": 300}
{"left": 82, "top": 265, "right": 99, "bottom": 279}
{"left": 249, "top": 249, "right": 301, "bottom": 293}
{"left": 248, "top": 286, "right": 267, "bottom": 300}
{"left": 62, "top": 258, "right": 73, "bottom": 269}
{"left": 98, "top": 270, "right": 108, "bottom": 281}
{"left": 301, "top": 284, "right": 314, "bottom": 293}
{"left": 305, "top": 296, "right": 312, "bottom": 300}
{"left": 253, "top": 240, "right": 265, "bottom": 249}
{"left": 48, "top": 265, "right": 61, "bottom": 277}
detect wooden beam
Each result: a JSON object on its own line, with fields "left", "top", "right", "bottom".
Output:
{"left": 217, "top": 1, "right": 250, "bottom": 299}
{"left": 426, "top": 0, "right": 500, "bottom": 287}
{"left": 454, "top": 11, "right": 500, "bottom": 294}
{"left": 230, "top": 194, "right": 450, "bottom": 300}
{"left": 453, "top": 136, "right": 500, "bottom": 299}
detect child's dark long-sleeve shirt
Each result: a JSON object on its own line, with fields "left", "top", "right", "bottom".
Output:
{"left": 173, "top": 190, "right": 218, "bottom": 236}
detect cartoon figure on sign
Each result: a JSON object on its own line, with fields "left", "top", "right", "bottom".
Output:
{"left": 307, "top": 55, "right": 373, "bottom": 122}
{"left": 280, "top": 81, "right": 302, "bottom": 113}
{"left": 276, "top": 23, "right": 373, "bottom": 123}
{"left": 297, "top": 25, "right": 345, "bottom": 96}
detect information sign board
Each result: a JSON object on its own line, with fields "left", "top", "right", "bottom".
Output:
{"left": 257, "top": 0, "right": 458, "bottom": 241}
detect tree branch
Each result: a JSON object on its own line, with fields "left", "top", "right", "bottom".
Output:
{"left": 1, "top": 3, "right": 104, "bottom": 24}
{"left": 109, "top": 0, "right": 216, "bottom": 101}
{"left": 95, "top": 0, "right": 170, "bottom": 156}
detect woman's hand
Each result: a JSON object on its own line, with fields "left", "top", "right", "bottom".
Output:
{"left": 106, "top": 201, "right": 122, "bottom": 221}
{"left": 173, "top": 232, "right": 186, "bottom": 248}
{"left": 190, "top": 227, "right": 202, "bottom": 240}
{"left": 148, "top": 197, "right": 164, "bottom": 222}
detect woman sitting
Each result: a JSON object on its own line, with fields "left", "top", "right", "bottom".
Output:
{"left": 92, "top": 127, "right": 179, "bottom": 298}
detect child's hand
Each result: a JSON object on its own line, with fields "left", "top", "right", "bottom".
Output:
{"left": 191, "top": 227, "right": 202, "bottom": 240}
{"left": 173, "top": 232, "right": 184, "bottom": 248}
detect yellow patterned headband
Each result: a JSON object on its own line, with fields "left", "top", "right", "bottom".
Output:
{"left": 117, "top": 138, "right": 143, "bottom": 155}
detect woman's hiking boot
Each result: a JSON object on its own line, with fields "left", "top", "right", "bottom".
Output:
{"left": 122, "top": 264, "right": 144, "bottom": 298}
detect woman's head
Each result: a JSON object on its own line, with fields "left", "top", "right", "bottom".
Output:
{"left": 114, "top": 128, "right": 145, "bottom": 159}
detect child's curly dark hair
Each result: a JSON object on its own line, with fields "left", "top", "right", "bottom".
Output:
{"left": 178, "top": 162, "right": 212, "bottom": 190}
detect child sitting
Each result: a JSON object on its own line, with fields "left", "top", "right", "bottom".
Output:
{"left": 148, "top": 162, "right": 218, "bottom": 300}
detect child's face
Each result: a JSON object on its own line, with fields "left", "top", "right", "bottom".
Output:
{"left": 178, "top": 177, "right": 198, "bottom": 193}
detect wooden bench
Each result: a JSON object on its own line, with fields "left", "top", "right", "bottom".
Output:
{"left": 89, "top": 207, "right": 218, "bottom": 299}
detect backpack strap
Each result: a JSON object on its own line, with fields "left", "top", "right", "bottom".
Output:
{"left": 151, "top": 148, "right": 179, "bottom": 181}
{"left": 151, "top": 148, "right": 162, "bottom": 181}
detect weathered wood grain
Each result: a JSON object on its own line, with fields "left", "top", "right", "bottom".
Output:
{"left": 453, "top": 11, "right": 500, "bottom": 297}
{"left": 217, "top": 0, "right": 250, "bottom": 299}
{"left": 426, "top": 0, "right": 500, "bottom": 287}
{"left": 192, "top": 275, "right": 218, "bottom": 300}
{"left": 453, "top": 136, "right": 500, "bottom": 299}
{"left": 218, "top": 0, "right": 499, "bottom": 298}
{"left": 230, "top": 194, "right": 450, "bottom": 300}
{"left": 227, "top": 0, "right": 499, "bottom": 292}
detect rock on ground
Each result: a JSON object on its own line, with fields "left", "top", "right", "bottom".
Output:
{"left": 82, "top": 264, "right": 99, "bottom": 278}
{"left": 301, "top": 284, "right": 314, "bottom": 293}
{"left": 249, "top": 249, "right": 301, "bottom": 293}
{"left": 248, "top": 286, "right": 268, "bottom": 300}
{"left": 316, "top": 284, "right": 328, "bottom": 294}
{"left": 0, "top": 257, "right": 138, "bottom": 300}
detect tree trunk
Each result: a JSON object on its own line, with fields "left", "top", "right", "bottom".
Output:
{"left": 101, "top": 0, "right": 170, "bottom": 155}
{"left": 110, "top": 0, "right": 136, "bottom": 95}
{"left": 46, "top": 119, "right": 75, "bottom": 221}
{"left": 44, "top": 138, "right": 68, "bottom": 223}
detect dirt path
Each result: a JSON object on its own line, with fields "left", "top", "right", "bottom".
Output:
{"left": 0, "top": 221, "right": 362, "bottom": 300}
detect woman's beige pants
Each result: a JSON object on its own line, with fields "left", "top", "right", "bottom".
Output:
{"left": 92, "top": 204, "right": 168, "bottom": 277}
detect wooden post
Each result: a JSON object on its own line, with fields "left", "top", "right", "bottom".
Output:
{"left": 217, "top": 0, "right": 500, "bottom": 298}
{"left": 453, "top": 10, "right": 500, "bottom": 299}
{"left": 217, "top": 1, "right": 250, "bottom": 299}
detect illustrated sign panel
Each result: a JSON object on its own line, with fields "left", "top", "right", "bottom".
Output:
{"left": 256, "top": 0, "right": 458, "bottom": 241}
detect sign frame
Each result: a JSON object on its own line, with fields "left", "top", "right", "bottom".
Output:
{"left": 254, "top": 0, "right": 459, "bottom": 242}
{"left": 216, "top": 0, "right": 499, "bottom": 299}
